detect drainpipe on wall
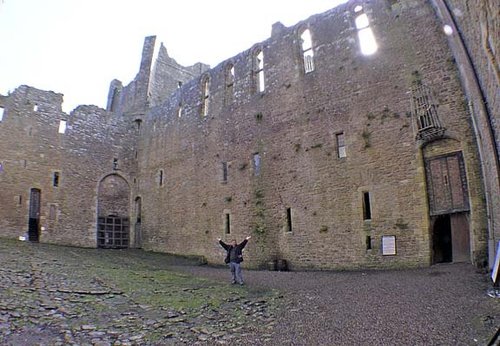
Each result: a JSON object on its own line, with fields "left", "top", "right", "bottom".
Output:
{"left": 429, "top": 0, "right": 500, "bottom": 268}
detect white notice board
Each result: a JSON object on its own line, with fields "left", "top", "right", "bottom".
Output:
{"left": 382, "top": 235, "right": 396, "bottom": 256}
{"left": 491, "top": 241, "right": 500, "bottom": 283}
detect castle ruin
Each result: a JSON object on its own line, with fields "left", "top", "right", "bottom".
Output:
{"left": 0, "top": 0, "right": 499, "bottom": 270}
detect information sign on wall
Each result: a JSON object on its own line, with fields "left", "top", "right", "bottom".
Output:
{"left": 382, "top": 235, "right": 396, "bottom": 256}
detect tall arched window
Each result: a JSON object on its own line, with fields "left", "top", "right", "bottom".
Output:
{"left": 254, "top": 49, "right": 265, "bottom": 93}
{"left": 354, "top": 6, "right": 378, "bottom": 56}
{"left": 201, "top": 76, "right": 210, "bottom": 116}
{"left": 300, "top": 29, "right": 315, "bottom": 73}
{"left": 225, "top": 63, "right": 235, "bottom": 105}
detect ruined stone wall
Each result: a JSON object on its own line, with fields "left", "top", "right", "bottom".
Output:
{"left": 0, "top": 0, "right": 492, "bottom": 270}
{"left": 136, "top": 0, "right": 486, "bottom": 269}
{"left": 149, "top": 43, "right": 210, "bottom": 108}
{"left": 0, "top": 87, "right": 137, "bottom": 247}
{"left": 0, "top": 86, "right": 66, "bottom": 240}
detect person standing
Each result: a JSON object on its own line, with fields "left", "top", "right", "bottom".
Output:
{"left": 218, "top": 236, "right": 251, "bottom": 285}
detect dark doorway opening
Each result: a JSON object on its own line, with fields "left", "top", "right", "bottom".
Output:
{"left": 134, "top": 197, "right": 142, "bottom": 249}
{"left": 28, "top": 188, "right": 41, "bottom": 242}
{"left": 432, "top": 215, "right": 452, "bottom": 263}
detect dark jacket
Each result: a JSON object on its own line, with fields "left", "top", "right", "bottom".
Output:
{"left": 219, "top": 239, "right": 248, "bottom": 264}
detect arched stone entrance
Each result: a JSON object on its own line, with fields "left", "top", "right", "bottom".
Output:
{"left": 96, "top": 174, "right": 130, "bottom": 248}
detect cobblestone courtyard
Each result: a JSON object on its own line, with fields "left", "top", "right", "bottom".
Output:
{"left": 0, "top": 239, "right": 499, "bottom": 345}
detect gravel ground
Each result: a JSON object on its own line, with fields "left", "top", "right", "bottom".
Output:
{"left": 0, "top": 239, "right": 498, "bottom": 345}
{"left": 173, "top": 263, "right": 500, "bottom": 345}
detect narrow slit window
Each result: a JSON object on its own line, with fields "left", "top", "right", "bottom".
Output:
{"left": 58, "top": 120, "right": 67, "bottom": 134}
{"left": 301, "top": 29, "right": 314, "bottom": 73}
{"left": 177, "top": 104, "right": 183, "bottom": 118}
{"left": 177, "top": 81, "right": 183, "bottom": 88}
{"left": 201, "top": 77, "right": 210, "bottom": 117}
{"left": 159, "top": 169, "right": 164, "bottom": 187}
{"left": 222, "top": 162, "right": 228, "bottom": 183}
{"left": 53, "top": 172, "right": 60, "bottom": 187}
{"left": 225, "top": 64, "right": 235, "bottom": 105}
{"left": 354, "top": 8, "right": 378, "bottom": 56}
{"left": 366, "top": 235, "right": 372, "bottom": 250}
{"left": 0, "top": 107, "right": 4, "bottom": 122}
{"left": 363, "top": 192, "right": 372, "bottom": 220}
{"left": 253, "top": 153, "right": 261, "bottom": 176}
{"left": 113, "top": 158, "right": 118, "bottom": 170}
{"left": 225, "top": 213, "right": 231, "bottom": 234}
{"left": 33, "top": 104, "right": 38, "bottom": 112}
{"left": 18, "top": 195, "right": 22, "bottom": 205}
{"left": 255, "top": 50, "right": 265, "bottom": 92}
{"left": 336, "top": 132, "right": 347, "bottom": 158}
{"left": 286, "top": 208, "right": 293, "bottom": 233}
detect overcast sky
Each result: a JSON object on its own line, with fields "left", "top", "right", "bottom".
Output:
{"left": 0, "top": 0, "right": 348, "bottom": 112}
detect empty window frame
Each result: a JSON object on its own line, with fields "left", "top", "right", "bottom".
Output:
{"left": 254, "top": 49, "right": 265, "bottom": 93}
{"left": 336, "top": 132, "right": 347, "bottom": 158}
{"left": 224, "top": 213, "right": 231, "bottom": 234}
{"left": 225, "top": 63, "right": 235, "bottom": 105}
{"left": 354, "top": 6, "right": 378, "bottom": 56}
{"left": 52, "top": 172, "right": 60, "bottom": 187}
{"left": 222, "top": 161, "right": 228, "bottom": 183}
{"left": 300, "top": 29, "right": 315, "bottom": 73}
{"left": 33, "top": 104, "right": 39, "bottom": 112}
{"left": 201, "top": 77, "right": 210, "bottom": 117}
{"left": 58, "top": 120, "right": 67, "bottom": 134}
{"left": 113, "top": 158, "right": 118, "bottom": 170}
{"left": 363, "top": 191, "right": 372, "bottom": 220}
{"left": 0, "top": 107, "right": 4, "bottom": 122}
{"left": 286, "top": 208, "right": 293, "bottom": 233}
{"left": 253, "top": 153, "right": 261, "bottom": 176}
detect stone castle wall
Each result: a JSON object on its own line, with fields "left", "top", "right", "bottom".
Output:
{"left": 0, "top": 0, "right": 497, "bottom": 270}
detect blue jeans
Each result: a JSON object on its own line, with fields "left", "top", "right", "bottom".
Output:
{"left": 229, "top": 262, "right": 243, "bottom": 284}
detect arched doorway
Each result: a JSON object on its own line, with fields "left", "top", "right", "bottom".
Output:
{"left": 97, "top": 174, "right": 130, "bottom": 248}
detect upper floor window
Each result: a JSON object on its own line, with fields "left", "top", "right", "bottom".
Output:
{"left": 336, "top": 132, "right": 347, "bottom": 158}
{"left": 58, "top": 120, "right": 67, "bottom": 134}
{"left": 354, "top": 6, "right": 378, "bottom": 56}
{"left": 0, "top": 107, "right": 4, "bottom": 122}
{"left": 254, "top": 50, "right": 265, "bottom": 93}
{"left": 300, "top": 29, "right": 315, "bottom": 73}
{"left": 253, "top": 153, "right": 261, "bottom": 176}
{"left": 201, "top": 77, "right": 210, "bottom": 117}
{"left": 177, "top": 103, "right": 183, "bottom": 118}
{"left": 225, "top": 63, "right": 235, "bottom": 105}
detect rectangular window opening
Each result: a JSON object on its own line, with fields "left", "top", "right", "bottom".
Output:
{"left": 58, "top": 120, "right": 67, "bottom": 134}
{"left": 53, "top": 172, "right": 60, "bottom": 187}
{"left": 286, "top": 208, "right": 293, "bottom": 233}
{"left": 366, "top": 235, "right": 372, "bottom": 250}
{"left": 222, "top": 162, "right": 228, "bottom": 183}
{"left": 336, "top": 132, "right": 346, "bottom": 158}
{"left": 18, "top": 195, "right": 22, "bottom": 206}
{"left": 113, "top": 158, "right": 118, "bottom": 170}
{"left": 363, "top": 192, "right": 372, "bottom": 220}
{"left": 225, "top": 213, "right": 231, "bottom": 234}
{"left": 0, "top": 107, "right": 4, "bottom": 122}
{"left": 253, "top": 153, "right": 261, "bottom": 176}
